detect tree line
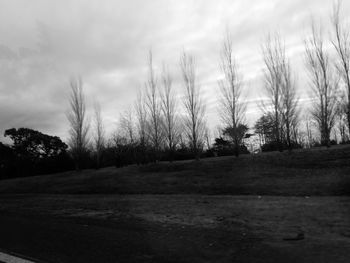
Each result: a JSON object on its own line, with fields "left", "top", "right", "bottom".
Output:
{"left": 1, "top": 1, "right": 350, "bottom": 177}
{"left": 67, "top": 2, "right": 350, "bottom": 169}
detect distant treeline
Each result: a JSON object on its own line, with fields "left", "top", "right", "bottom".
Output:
{"left": 0, "top": 127, "right": 250, "bottom": 179}
{"left": 1, "top": 125, "right": 348, "bottom": 180}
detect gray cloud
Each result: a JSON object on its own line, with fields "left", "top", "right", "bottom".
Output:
{"left": 0, "top": 0, "right": 347, "bottom": 142}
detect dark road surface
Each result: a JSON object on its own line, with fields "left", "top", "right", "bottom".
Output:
{"left": 0, "top": 213, "right": 234, "bottom": 263}
{"left": 1, "top": 212, "right": 349, "bottom": 263}
{"left": 0, "top": 214, "right": 156, "bottom": 263}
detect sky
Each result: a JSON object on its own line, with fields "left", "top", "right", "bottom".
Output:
{"left": 0, "top": 0, "right": 348, "bottom": 143}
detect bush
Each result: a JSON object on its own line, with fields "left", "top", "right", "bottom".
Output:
{"left": 261, "top": 141, "right": 302, "bottom": 152}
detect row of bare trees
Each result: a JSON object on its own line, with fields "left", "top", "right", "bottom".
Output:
{"left": 304, "top": 1, "right": 350, "bottom": 147}
{"left": 66, "top": 1, "right": 350, "bottom": 168}
{"left": 132, "top": 51, "right": 207, "bottom": 161}
{"left": 67, "top": 77, "right": 106, "bottom": 170}
{"left": 257, "top": 1, "right": 350, "bottom": 150}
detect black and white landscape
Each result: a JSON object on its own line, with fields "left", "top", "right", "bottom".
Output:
{"left": 0, "top": 1, "right": 350, "bottom": 262}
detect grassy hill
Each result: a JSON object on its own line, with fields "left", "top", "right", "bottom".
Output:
{"left": 0, "top": 145, "right": 349, "bottom": 263}
{"left": 0, "top": 145, "right": 349, "bottom": 196}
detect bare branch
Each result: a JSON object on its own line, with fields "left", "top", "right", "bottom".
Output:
{"left": 305, "top": 20, "right": 338, "bottom": 146}
{"left": 145, "top": 50, "right": 163, "bottom": 160}
{"left": 331, "top": 0, "right": 350, "bottom": 133}
{"left": 67, "top": 76, "right": 90, "bottom": 170}
{"left": 93, "top": 100, "right": 105, "bottom": 168}
{"left": 160, "top": 64, "right": 179, "bottom": 156}
{"left": 180, "top": 51, "right": 206, "bottom": 160}
{"left": 218, "top": 29, "right": 246, "bottom": 156}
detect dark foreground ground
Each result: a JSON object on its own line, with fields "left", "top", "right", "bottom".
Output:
{"left": 0, "top": 195, "right": 349, "bottom": 263}
{"left": 0, "top": 145, "right": 349, "bottom": 262}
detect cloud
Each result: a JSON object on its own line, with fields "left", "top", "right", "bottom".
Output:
{"left": 0, "top": 0, "right": 346, "bottom": 143}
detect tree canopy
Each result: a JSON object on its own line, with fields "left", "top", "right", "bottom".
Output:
{"left": 4, "top": 128, "right": 68, "bottom": 160}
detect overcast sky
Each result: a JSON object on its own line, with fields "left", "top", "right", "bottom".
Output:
{"left": 0, "top": 0, "right": 348, "bottom": 143}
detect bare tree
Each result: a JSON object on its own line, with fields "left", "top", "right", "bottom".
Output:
{"left": 336, "top": 99, "right": 349, "bottom": 143}
{"left": 160, "top": 64, "right": 178, "bottom": 160}
{"left": 180, "top": 51, "right": 206, "bottom": 160}
{"left": 305, "top": 116, "right": 314, "bottom": 148}
{"left": 135, "top": 89, "right": 148, "bottom": 148}
{"left": 305, "top": 20, "right": 338, "bottom": 147}
{"left": 67, "top": 77, "right": 89, "bottom": 170}
{"left": 262, "top": 33, "right": 299, "bottom": 150}
{"left": 281, "top": 58, "right": 300, "bottom": 150}
{"left": 145, "top": 50, "right": 163, "bottom": 161}
{"left": 119, "top": 107, "right": 135, "bottom": 144}
{"left": 331, "top": 0, "right": 350, "bottom": 133}
{"left": 93, "top": 101, "right": 105, "bottom": 169}
{"left": 261, "top": 33, "right": 284, "bottom": 149}
{"left": 204, "top": 126, "right": 211, "bottom": 151}
{"left": 218, "top": 30, "right": 246, "bottom": 156}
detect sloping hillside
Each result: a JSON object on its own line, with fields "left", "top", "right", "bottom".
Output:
{"left": 0, "top": 145, "right": 349, "bottom": 195}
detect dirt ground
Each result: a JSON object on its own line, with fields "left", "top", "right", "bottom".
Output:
{"left": 0, "top": 194, "right": 349, "bottom": 262}
{"left": 0, "top": 146, "right": 349, "bottom": 262}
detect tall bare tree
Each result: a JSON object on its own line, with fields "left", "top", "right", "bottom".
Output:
{"left": 305, "top": 115, "right": 314, "bottom": 148}
{"left": 145, "top": 50, "right": 163, "bottom": 160}
{"left": 160, "top": 64, "right": 178, "bottom": 159}
{"left": 204, "top": 126, "right": 211, "bottom": 151}
{"left": 135, "top": 89, "right": 148, "bottom": 148}
{"left": 336, "top": 98, "right": 349, "bottom": 143}
{"left": 305, "top": 21, "right": 338, "bottom": 147}
{"left": 93, "top": 101, "right": 105, "bottom": 169}
{"left": 331, "top": 0, "right": 350, "bottom": 133}
{"left": 180, "top": 51, "right": 206, "bottom": 160}
{"left": 281, "top": 58, "right": 299, "bottom": 150}
{"left": 218, "top": 30, "right": 246, "bottom": 156}
{"left": 67, "top": 77, "right": 89, "bottom": 170}
{"left": 262, "top": 33, "right": 299, "bottom": 150}
{"left": 261, "top": 33, "right": 284, "bottom": 149}
{"left": 119, "top": 107, "right": 135, "bottom": 144}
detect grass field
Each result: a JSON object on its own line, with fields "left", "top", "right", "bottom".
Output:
{"left": 0, "top": 145, "right": 349, "bottom": 262}
{"left": 0, "top": 145, "right": 349, "bottom": 195}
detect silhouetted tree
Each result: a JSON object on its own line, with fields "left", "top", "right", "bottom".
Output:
{"left": 223, "top": 124, "right": 249, "bottom": 148}
{"left": 4, "top": 128, "right": 70, "bottom": 176}
{"left": 213, "top": 128, "right": 250, "bottom": 156}
{"left": 67, "top": 77, "right": 90, "bottom": 170}
{"left": 0, "top": 142, "right": 16, "bottom": 178}
{"left": 4, "top": 128, "right": 68, "bottom": 159}
{"left": 254, "top": 113, "right": 275, "bottom": 146}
